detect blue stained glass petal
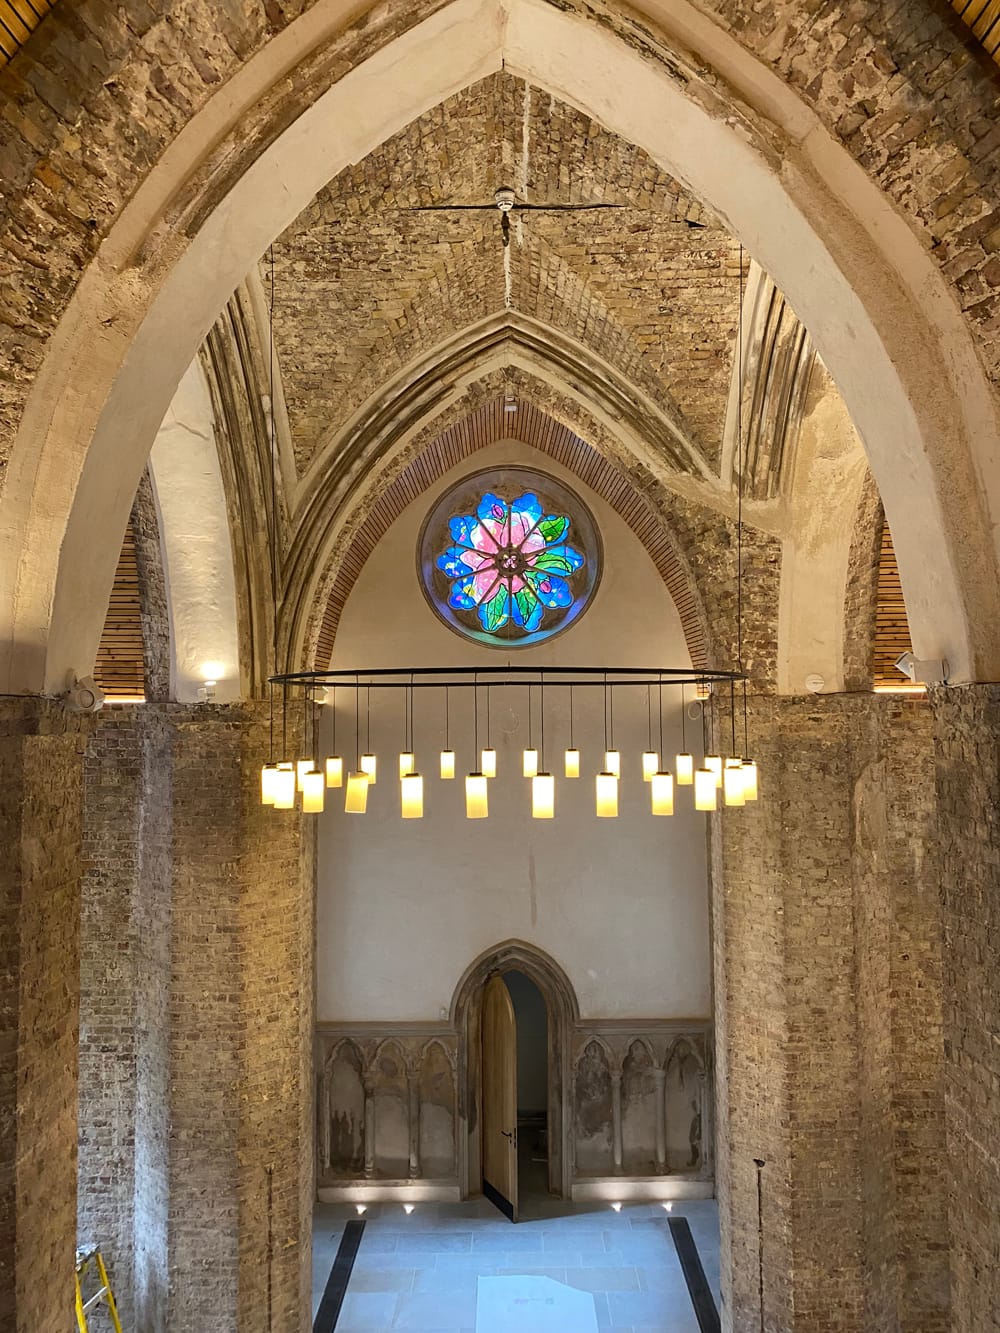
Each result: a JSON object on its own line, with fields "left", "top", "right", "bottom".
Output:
{"left": 437, "top": 545, "right": 476, "bottom": 579}
{"left": 476, "top": 492, "right": 509, "bottom": 526}
{"left": 448, "top": 577, "right": 479, "bottom": 610}
{"left": 449, "top": 514, "right": 478, "bottom": 545}
{"left": 510, "top": 491, "right": 543, "bottom": 528}
{"left": 524, "top": 569, "right": 574, "bottom": 609}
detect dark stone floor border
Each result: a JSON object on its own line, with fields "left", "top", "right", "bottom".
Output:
{"left": 668, "top": 1215, "right": 721, "bottom": 1333}
{"left": 312, "top": 1219, "right": 366, "bottom": 1332}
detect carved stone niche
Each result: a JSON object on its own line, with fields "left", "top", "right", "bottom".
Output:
{"left": 574, "top": 1039, "right": 614, "bottom": 1176}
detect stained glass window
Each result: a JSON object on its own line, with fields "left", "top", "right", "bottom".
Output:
{"left": 418, "top": 468, "right": 601, "bottom": 647}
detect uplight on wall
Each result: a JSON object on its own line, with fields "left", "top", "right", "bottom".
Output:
{"left": 401, "top": 772, "right": 424, "bottom": 819}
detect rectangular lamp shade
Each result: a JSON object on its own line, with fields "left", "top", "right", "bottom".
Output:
{"left": 481, "top": 748, "right": 497, "bottom": 778}
{"left": 345, "top": 772, "right": 369, "bottom": 813}
{"left": 741, "top": 759, "right": 759, "bottom": 801}
{"left": 724, "top": 761, "right": 746, "bottom": 807}
{"left": 440, "top": 750, "right": 456, "bottom": 780}
{"left": 694, "top": 768, "right": 718, "bottom": 811}
{"left": 325, "top": 755, "right": 344, "bottom": 788}
{"left": 261, "top": 764, "right": 278, "bottom": 806}
{"left": 705, "top": 755, "right": 723, "bottom": 789}
{"left": 596, "top": 771, "right": 618, "bottom": 817}
{"left": 523, "top": 748, "right": 539, "bottom": 778}
{"left": 399, "top": 751, "right": 415, "bottom": 779}
{"left": 360, "top": 753, "right": 377, "bottom": 785}
{"left": 296, "top": 757, "right": 315, "bottom": 792}
{"left": 642, "top": 751, "right": 659, "bottom": 782}
{"left": 273, "top": 764, "right": 296, "bottom": 810}
{"left": 564, "top": 748, "right": 580, "bottom": 779}
{"left": 676, "top": 753, "right": 694, "bottom": 786}
{"left": 466, "top": 772, "right": 488, "bottom": 818}
{"left": 532, "top": 772, "right": 555, "bottom": 819}
{"left": 604, "top": 750, "right": 621, "bottom": 778}
{"left": 401, "top": 772, "right": 424, "bottom": 818}
{"left": 301, "top": 770, "right": 325, "bottom": 813}
{"left": 651, "top": 771, "right": 674, "bottom": 816}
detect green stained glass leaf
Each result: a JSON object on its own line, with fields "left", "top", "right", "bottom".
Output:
{"left": 482, "top": 586, "right": 509, "bottom": 632}
{"left": 538, "top": 514, "right": 569, "bottom": 545}
{"left": 532, "top": 549, "right": 578, "bottom": 576}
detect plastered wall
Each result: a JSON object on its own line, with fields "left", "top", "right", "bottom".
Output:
{"left": 316, "top": 441, "right": 712, "bottom": 1023}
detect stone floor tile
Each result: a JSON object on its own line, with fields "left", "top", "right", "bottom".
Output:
{"left": 346, "top": 1266, "right": 417, "bottom": 1293}
{"left": 393, "top": 1289, "right": 479, "bottom": 1327}
{"left": 607, "top": 1288, "right": 701, "bottom": 1329}
{"left": 336, "top": 1289, "right": 400, "bottom": 1330}
{"left": 564, "top": 1265, "right": 641, "bottom": 1292}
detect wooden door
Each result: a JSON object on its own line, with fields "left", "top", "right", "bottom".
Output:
{"left": 482, "top": 973, "right": 518, "bottom": 1221}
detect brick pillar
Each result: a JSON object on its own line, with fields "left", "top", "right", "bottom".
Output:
{"left": 0, "top": 698, "right": 89, "bottom": 1333}
{"left": 931, "top": 684, "right": 1000, "bottom": 1333}
{"left": 134, "top": 703, "right": 313, "bottom": 1332}
{"left": 713, "top": 694, "right": 948, "bottom": 1333}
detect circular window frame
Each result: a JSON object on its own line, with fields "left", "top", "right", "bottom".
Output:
{"left": 417, "top": 466, "right": 603, "bottom": 650}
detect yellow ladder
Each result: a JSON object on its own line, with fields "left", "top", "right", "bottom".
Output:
{"left": 75, "top": 1245, "right": 124, "bottom": 1333}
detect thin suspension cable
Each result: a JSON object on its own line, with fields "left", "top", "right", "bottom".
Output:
{"left": 540, "top": 676, "right": 545, "bottom": 770}
{"left": 736, "top": 243, "right": 745, "bottom": 675}
{"left": 269, "top": 247, "right": 279, "bottom": 675}
{"left": 486, "top": 684, "right": 492, "bottom": 749}
{"left": 658, "top": 678, "right": 664, "bottom": 757}
{"left": 409, "top": 673, "right": 414, "bottom": 753}
{"left": 603, "top": 673, "right": 609, "bottom": 751}
{"left": 730, "top": 679, "right": 738, "bottom": 757}
{"left": 609, "top": 682, "right": 615, "bottom": 750}
{"left": 331, "top": 684, "right": 337, "bottom": 755}
{"left": 269, "top": 680, "right": 274, "bottom": 763}
{"left": 569, "top": 684, "right": 575, "bottom": 750}
{"left": 473, "top": 673, "right": 479, "bottom": 756}
{"left": 681, "top": 681, "right": 687, "bottom": 751}
{"left": 355, "top": 686, "right": 360, "bottom": 767}
{"left": 743, "top": 679, "right": 750, "bottom": 756}
{"left": 302, "top": 684, "right": 308, "bottom": 763}
{"left": 445, "top": 685, "right": 450, "bottom": 751}
{"left": 281, "top": 683, "right": 288, "bottom": 760}
{"left": 527, "top": 683, "right": 533, "bottom": 750}
{"left": 366, "top": 686, "right": 371, "bottom": 754}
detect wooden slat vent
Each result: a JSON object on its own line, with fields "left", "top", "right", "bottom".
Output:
{"left": 0, "top": 0, "right": 54, "bottom": 68}
{"left": 94, "top": 519, "right": 146, "bottom": 700}
{"left": 872, "top": 520, "right": 914, "bottom": 687}
{"left": 952, "top": 0, "right": 1000, "bottom": 62}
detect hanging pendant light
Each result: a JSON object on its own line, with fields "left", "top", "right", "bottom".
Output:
{"left": 360, "top": 753, "right": 377, "bottom": 784}
{"left": 523, "top": 748, "right": 538, "bottom": 778}
{"left": 296, "top": 757, "right": 315, "bottom": 792}
{"left": 596, "top": 770, "right": 619, "bottom": 817}
{"left": 676, "top": 753, "right": 694, "bottom": 786}
{"left": 694, "top": 767, "right": 717, "bottom": 811}
{"left": 261, "top": 763, "right": 279, "bottom": 806}
{"left": 440, "top": 684, "right": 455, "bottom": 778}
{"left": 481, "top": 748, "right": 497, "bottom": 778}
{"left": 465, "top": 772, "right": 488, "bottom": 818}
{"left": 642, "top": 751, "right": 659, "bottom": 782}
{"left": 440, "top": 749, "right": 456, "bottom": 780}
{"left": 345, "top": 771, "right": 369, "bottom": 813}
{"left": 301, "top": 769, "right": 325, "bottom": 813}
{"left": 724, "top": 757, "right": 745, "bottom": 807}
{"left": 399, "top": 751, "right": 415, "bottom": 780}
{"left": 741, "top": 759, "right": 759, "bottom": 801}
{"left": 532, "top": 772, "right": 555, "bottom": 819}
{"left": 564, "top": 748, "right": 580, "bottom": 779}
{"left": 604, "top": 750, "right": 621, "bottom": 778}
{"left": 705, "top": 754, "right": 723, "bottom": 789}
{"left": 651, "top": 771, "right": 674, "bottom": 816}
{"left": 642, "top": 684, "right": 657, "bottom": 781}
{"left": 401, "top": 771, "right": 424, "bottom": 818}
{"left": 273, "top": 762, "right": 296, "bottom": 810}
{"left": 326, "top": 756, "right": 344, "bottom": 788}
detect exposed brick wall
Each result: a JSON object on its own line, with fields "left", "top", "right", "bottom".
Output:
{"left": 930, "top": 683, "right": 1000, "bottom": 1333}
{"left": 712, "top": 692, "right": 948, "bottom": 1332}
{"left": 0, "top": 698, "right": 89, "bottom": 1333}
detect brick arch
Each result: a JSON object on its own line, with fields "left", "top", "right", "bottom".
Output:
{"left": 311, "top": 393, "right": 709, "bottom": 670}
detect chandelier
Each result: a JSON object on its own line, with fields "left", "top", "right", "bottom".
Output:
{"left": 259, "top": 666, "right": 757, "bottom": 818}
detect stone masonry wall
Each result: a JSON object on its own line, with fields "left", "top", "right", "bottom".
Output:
{"left": 0, "top": 699, "right": 89, "bottom": 1333}
{"left": 931, "top": 684, "right": 1000, "bottom": 1333}
{"left": 712, "top": 692, "right": 948, "bottom": 1333}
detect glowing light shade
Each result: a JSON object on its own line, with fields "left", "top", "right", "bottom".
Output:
{"left": 301, "top": 770, "right": 325, "bottom": 813}
{"left": 724, "top": 760, "right": 746, "bottom": 807}
{"left": 273, "top": 764, "right": 296, "bottom": 810}
{"left": 741, "top": 759, "right": 759, "bottom": 802}
{"left": 399, "top": 751, "right": 415, "bottom": 779}
{"left": 345, "top": 772, "right": 369, "bottom": 813}
{"left": 642, "top": 751, "right": 659, "bottom": 782}
{"left": 705, "top": 755, "right": 723, "bottom": 788}
{"left": 261, "top": 763, "right": 278, "bottom": 806}
{"left": 532, "top": 772, "right": 555, "bottom": 819}
{"left": 604, "top": 750, "right": 621, "bottom": 778}
{"left": 325, "top": 756, "right": 344, "bottom": 788}
{"left": 401, "top": 772, "right": 424, "bottom": 819}
{"left": 440, "top": 750, "right": 456, "bottom": 780}
{"left": 596, "top": 771, "right": 618, "bottom": 817}
{"left": 651, "top": 771, "right": 674, "bottom": 816}
{"left": 523, "top": 748, "right": 538, "bottom": 778}
{"left": 466, "top": 772, "right": 488, "bottom": 819}
{"left": 694, "top": 768, "right": 718, "bottom": 811}
{"left": 564, "top": 748, "right": 580, "bottom": 779}
{"left": 676, "top": 753, "right": 694, "bottom": 786}
{"left": 360, "top": 753, "right": 377, "bottom": 785}
{"left": 296, "top": 758, "right": 315, "bottom": 792}
{"left": 481, "top": 748, "right": 497, "bottom": 778}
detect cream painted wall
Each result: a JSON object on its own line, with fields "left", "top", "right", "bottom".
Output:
{"left": 316, "top": 440, "right": 712, "bottom": 1022}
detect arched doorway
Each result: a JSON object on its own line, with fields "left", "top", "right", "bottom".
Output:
{"left": 451, "top": 940, "right": 579, "bottom": 1203}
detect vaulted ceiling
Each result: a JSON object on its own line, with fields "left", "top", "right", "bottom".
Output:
{"left": 267, "top": 73, "right": 742, "bottom": 479}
